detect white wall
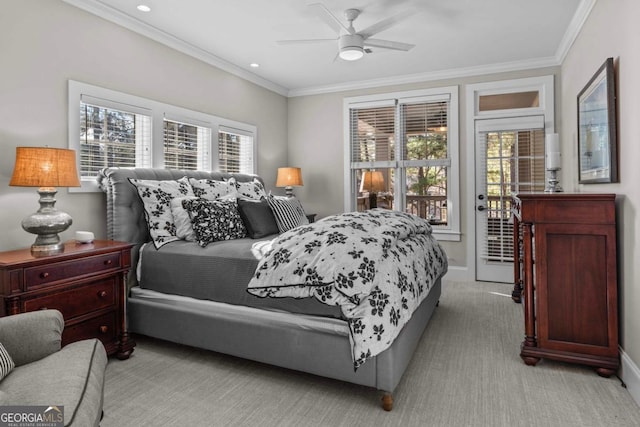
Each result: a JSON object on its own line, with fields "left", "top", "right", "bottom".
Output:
{"left": 560, "top": 0, "right": 640, "bottom": 393}
{"left": 0, "top": 0, "right": 288, "bottom": 251}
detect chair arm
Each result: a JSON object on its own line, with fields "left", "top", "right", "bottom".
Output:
{"left": 0, "top": 310, "right": 63, "bottom": 367}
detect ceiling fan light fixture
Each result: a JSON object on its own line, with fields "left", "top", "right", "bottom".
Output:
{"left": 339, "top": 46, "right": 364, "bottom": 61}
{"left": 339, "top": 34, "right": 364, "bottom": 61}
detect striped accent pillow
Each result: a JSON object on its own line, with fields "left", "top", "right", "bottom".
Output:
{"left": 267, "top": 195, "right": 309, "bottom": 233}
{"left": 0, "top": 342, "right": 15, "bottom": 381}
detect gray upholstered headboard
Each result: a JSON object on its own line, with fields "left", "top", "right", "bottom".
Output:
{"left": 97, "top": 167, "right": 264, "bottom": 288}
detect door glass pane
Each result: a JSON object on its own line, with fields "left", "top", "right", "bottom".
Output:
{"left": 482, "top": 129, "right": 544, "bottom": 263}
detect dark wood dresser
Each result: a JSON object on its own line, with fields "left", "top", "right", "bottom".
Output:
{"left": 0, "top": 240, "right": 135, "bottom": 359}
{"left": 512, "top": 193, "right": 618, "bottom": 376}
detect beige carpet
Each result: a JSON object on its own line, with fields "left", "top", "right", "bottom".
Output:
{"left": 102, "top": 281, "right": 640, "bottom": 426}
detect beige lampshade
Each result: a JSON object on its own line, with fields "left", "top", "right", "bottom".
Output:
{"left": 10, "top": 147, "right": 80, "bottom": 188}
{"left": 360, "top": 171, "right": 385, "bottom": 193}
{"left": 276, "top": 167, "right": 303, "bottom": 187}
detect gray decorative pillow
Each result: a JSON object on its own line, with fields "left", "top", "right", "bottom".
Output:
{"left": 129, "top": 177, "right": 194, "bottom": 249}
{"left": 237, "top": 198, "right": 280, "bottom": 239}
{"left": 182, "top": 198, "right": 247, "bottom": 247}
{"left": 267, "top": 194, "right": 309, "bottom": 233}
{"left": 188, "top": 178, "right": 235, "bottom": 200}
{"left": 0, "top": 342, "right": 15, "bottom": 381}
{"left": 232, "top": 177, "right": 267, "bottom": 200}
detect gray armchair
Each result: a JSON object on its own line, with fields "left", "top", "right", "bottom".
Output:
{"left": 0, "top": 310, "right": 107, "bottom": 426}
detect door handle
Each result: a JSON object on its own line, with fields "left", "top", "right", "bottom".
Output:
{"left": 477, "top": 205, "right": 486, "bottom": 211}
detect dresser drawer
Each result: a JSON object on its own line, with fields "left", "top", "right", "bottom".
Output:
{"left": 62, "top": 312, "right": 117, "bottom": 347}
{"left": 23, "top": 278, "right": 116, "bottom": 319}
{"left": 25, "top": 252, "right": 121, "bottom": 289}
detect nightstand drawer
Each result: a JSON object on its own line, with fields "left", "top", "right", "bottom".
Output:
{"left": 62, "top": 312, "right": 117, "bottom": 347}
{"left": 23, "top": 278, "right": 116, "bottom": 319}
{"left": 25, "top": 252, "right": 121, "bottom": 289}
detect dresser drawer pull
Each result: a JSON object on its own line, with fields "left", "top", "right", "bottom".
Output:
{"left": 104, "top": 260, "right": 113, "bottom": 266}
{"left": 98, "top": 290, "right": 108, "bottom": 298}
{"left": 40, "top": 272, "right": 50, "bottom": 279}
{"left": 99, "top": 326, "right": 108, "bottom": 334}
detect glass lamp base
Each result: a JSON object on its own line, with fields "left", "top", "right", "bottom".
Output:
{"left": 22, "top": 188, "right": 72, "bottom": 256}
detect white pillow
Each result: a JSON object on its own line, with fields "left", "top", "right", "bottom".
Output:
{"left": 267, "top": 194, "right": 309, "bottom": 233}
{"left": 129, "top": 177, "right": 194, "bottom": 249}
{"left": 232, "top": 177, "right": 267, "bottom": 200}
{"left": 170, "top": 196, "right": 197, "bottom": 241}
{"left": 189, "top": 178, "right": 235, "bottom": 201}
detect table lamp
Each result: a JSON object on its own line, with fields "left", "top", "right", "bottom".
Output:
{"left": 276, "top": 167, "right": 303, "bottom": 197}
{"left": 360, "top": 171, "right": 385, "bottom": 209}
{"left": 10, "top": 147, "right": 81, "bottom": 255}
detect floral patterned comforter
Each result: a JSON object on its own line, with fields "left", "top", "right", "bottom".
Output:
{"left": 247, "top": 209, "right": 448, "bottom": 369}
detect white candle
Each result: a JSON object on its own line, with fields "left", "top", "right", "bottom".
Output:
{"left": 547, "top": 152, "right": 561, "bottom": 170}
{"left": 546, "top": 133, "right": 560, "bottom": 154}
{"left": 545, "top": 134, "right": 561, "bottom": 170}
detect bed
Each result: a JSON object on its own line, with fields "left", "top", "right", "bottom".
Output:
{"left": 98, "top": 167, "right": 447, "bottom": 410}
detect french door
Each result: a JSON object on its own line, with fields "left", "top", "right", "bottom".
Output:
{"left": 475, "top": 116, "right": 546, "bottom": 282}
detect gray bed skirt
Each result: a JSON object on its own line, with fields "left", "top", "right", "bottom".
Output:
{"left": 128, "top": 278, "right": 441, "bottom": 393}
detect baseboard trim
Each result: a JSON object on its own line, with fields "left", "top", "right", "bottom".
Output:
{"left": 442, "top": 266, "right": 471, "bottom": 282}
{"left": 620, "top": 348, "right": 640, "bottom": 408}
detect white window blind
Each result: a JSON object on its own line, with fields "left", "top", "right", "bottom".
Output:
{"left": 218, "top": 127, "right": 254, "bottom": 174}
{"left": 349, "top": 106, "right": 396, "bottom": 168}
{"left": 79, "top": 101, "right": 151, "bottom": 179}
{"left": 163, "top": 118, "right": 211, "bottom": 171}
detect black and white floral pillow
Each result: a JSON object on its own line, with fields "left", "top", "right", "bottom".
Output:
{"left": 182, "top": 198, "right": 247, "bottom": 247}
{"left": 188, "top": 178, "right": 236, "bottom": 200}
{"left": 232, "top": 177, "right": 267, "bottom": 200}
{"left": 129, "top": 177, "right": 194, "bottom": 249}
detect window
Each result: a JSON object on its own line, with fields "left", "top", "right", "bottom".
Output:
{"left": 218, "top": 127, "right": 254, "bottom": 174}
{"left": 69, "top": 81, "right": 256, "bottom": 191}
{"left": 344, "top": 87, "right": 460, "bottom": 241}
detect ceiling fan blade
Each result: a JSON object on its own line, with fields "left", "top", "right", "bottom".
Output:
{"left": 309, "top": 3, "right": 353, "bottom": 35}
{"left": 277, "top": 38, "right": 337, "bottom": 45}
{"left": 364, "top": 38, "right": 415, "bottom": 51}
{"left": 358, "top": 9, "right": 413, "bottom": 39}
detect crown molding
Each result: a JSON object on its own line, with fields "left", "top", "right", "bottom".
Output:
{"left": 554, "top": 0, "right": 597, "bottom": 64}
{"left": 287, "top": 56, "right": 560, "bottom": 97}
{"left": 62, "top": 0, "right": 289, "bottom": 97}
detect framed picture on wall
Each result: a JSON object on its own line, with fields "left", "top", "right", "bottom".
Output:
{"left": 577, "top": 57, "right": 618, "bottom": 184}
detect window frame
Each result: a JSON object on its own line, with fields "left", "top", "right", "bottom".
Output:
{"left": 68, "top": 80, "right": 257, "bottom": 192}
{"left": 343, "top": 86, "right": 461, "bottom": 242}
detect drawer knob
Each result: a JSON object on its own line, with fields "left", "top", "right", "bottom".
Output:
{"left": 40, "top": 272, "right": 50, "bottom": 279}
{"left": 104, "top": 260, "right": 113, "bottom": 266}
{"left": 98, "top": 290, "right": 108, "bottom": 298}
{"left": 99, "top": 326, "right": 108, "bottom": 334}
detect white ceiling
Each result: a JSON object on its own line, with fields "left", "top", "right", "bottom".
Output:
{"left": 64, "top": 0, "right": 592, "bottom": 97}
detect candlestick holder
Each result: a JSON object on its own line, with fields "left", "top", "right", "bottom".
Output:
{"left": 544, "top": 168, "right": 563, "bottom": 193}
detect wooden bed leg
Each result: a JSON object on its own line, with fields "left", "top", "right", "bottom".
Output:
{"left": 381, "top": 392, "right": 393, "bottom": 411}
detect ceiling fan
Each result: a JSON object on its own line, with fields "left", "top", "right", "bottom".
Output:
{"left": 278, "top": 3, "right": 415, "bottom": 61}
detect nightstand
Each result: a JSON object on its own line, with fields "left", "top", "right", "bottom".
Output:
{"left": 0, "top": 240, "right": 135, "bottom": 359}
{"left": 306, "top": 213, "right": 317, "bottom": 223}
